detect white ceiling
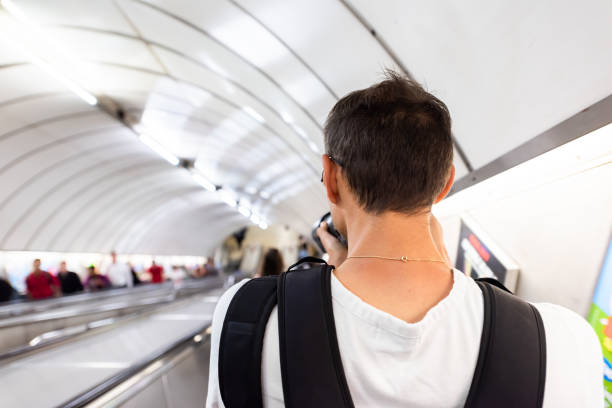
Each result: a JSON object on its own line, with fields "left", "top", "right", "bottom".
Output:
{"left": 0, "top": 0, "right": 611, "bottom": 255}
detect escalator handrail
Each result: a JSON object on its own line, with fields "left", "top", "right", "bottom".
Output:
{"left": 57, "top": 322, "right": 211, "bottom": 408}
{"left": 0, "top": 282, "right": 176, "bottom": 318}
{"left": 0, "top": 280, "right": 223, "bottom": 361}
{"left": 0, "top": 277, "right": 222, "bottom": 328}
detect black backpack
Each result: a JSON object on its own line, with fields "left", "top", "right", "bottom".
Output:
{"left": 219, "top": 257, "right": 546, "bottom": 408}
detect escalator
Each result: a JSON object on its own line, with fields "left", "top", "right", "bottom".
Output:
{"left": 0, "top": 281, "right": 225, "bottom": 408}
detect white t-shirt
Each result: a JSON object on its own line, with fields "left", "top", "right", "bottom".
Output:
{"left": 105, "top": 262, "right": 133, "bottom": 288}
{"left": 206, "top": 270, "right": 603, "bottom": 407}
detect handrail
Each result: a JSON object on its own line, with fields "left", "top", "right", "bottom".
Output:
{"left": 58, "top": 323, "right": 212, "bottom": 408}
{"left": 0, "top": 311, "right": 151, "bottom": 362}
{"left": 0, "top": 280, "right": 222, "bottom": 361}
{"left": 0, "top": 277, "right": 222, "bottom": 328}
{"left": 0, "top": 293, "right": 173, "bottom": 329}
{"left": 0, "top": 282, "right": 176, "bottom": 318}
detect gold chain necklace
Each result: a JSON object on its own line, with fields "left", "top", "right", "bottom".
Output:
{"left": 346, "top": 255, "right": 447, "bottom": 264}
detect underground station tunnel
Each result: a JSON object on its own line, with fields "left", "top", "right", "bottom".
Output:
{"left": 0, "top": 1, "right": 611, "bottom": 407}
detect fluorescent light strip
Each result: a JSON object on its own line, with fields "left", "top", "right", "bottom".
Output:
{"left": 308, "top": 141, "right": 320, "bottom": 153}
{"left": 434, "top": 122, "right": 612, "bottom": 217}
{"left": 26, "top": 50, "right": 97, "bottom": 106}
{"left": 139, "top": 134, "right": 179, "bottom": 166}
{"left": 238, "top": 205, "right": 251, "bottom": 218}
{"left": 218, "top": 190, "right": 237, "bottom": 208}
{"left": 1, "top": 0, "right": 97, "bottom": 106}
{"left": 250, "top": 214, "right": 261, "bottom": 224}
{"left": 192, "top": 173, "right": 216, "bottom": 192}
{"left": 243, "top": 106, "right": 265, "bottom": 124}
{"left": 292, "top": 124, "right": 308, "bottom": 140}
{"left": 281, "top": 112, "right": 293, "bottom": 124}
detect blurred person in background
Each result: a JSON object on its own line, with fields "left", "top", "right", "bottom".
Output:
{"left": 204, "top": 257, "right": 219, "bottom": 276}
{"left": 298, "top": 242, "right": 310, "bottom": 259}
{"left": 128, "top": 262, "right": 142, "bottom": 286}
{"left": 298, "top": 235, "right": 310, "bottom": 259}
{"left": 147, "top": 260, "right": 164, "bottom": 283}
{"left": 258, "top": 248, "right": 284, "bottom": 277}
{"left": 0, "top": 276, "right": 15, "bottom": 302}
{"left": 105, "top": 251, "right": 133, "bottom": 288}
{"left": 193, "top": 264, "right": 207, "bottom": 278}
{"left": 57, "top": 261, "right": 83, "bottom": 295}
{"left": 169, "top": 265, "right": 187, "bottom": 281}
{"left": 25, "top": 259, "right": 60, "bottom": 300}
{"left": 84, "top": 265, "right": 111, "bottom": 291}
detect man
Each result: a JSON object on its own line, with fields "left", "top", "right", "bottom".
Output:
{"left": 105, "top": 251, "right": 133, "bottom": 288}
{"left": 203, "top": 257, "right": 218, "bottom": 276}
{"left": 147, "top": 260, "right": 164, "bottom": 284}
{"left": 56, "top": 261, "right": 83, "bottom": 295}
{"left": 25, "top": 259, "right": 60, "bottom": 300}
{"left": 84, "top": 265, "right": 111, "bottom": 291}
{"left": 206, "top": 73, "right": 602, "bottom": 406}
{"left": 0, "top": 276, "right": 15, "bottom": 302}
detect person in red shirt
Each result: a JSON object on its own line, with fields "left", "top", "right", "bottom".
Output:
{"left": 25, "top": 259, "right": 60, "bottom": 300}
{"left": 147, "top": 261, "right": 164, "bottom": 283}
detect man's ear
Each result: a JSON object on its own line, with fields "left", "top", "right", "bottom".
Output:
{"left": 322, "top": 154, "right": 340, "bottom": 205}
{"left": 434, "top": 165, "right": 455, "bottom": 204}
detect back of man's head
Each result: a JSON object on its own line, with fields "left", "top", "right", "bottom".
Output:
{"left": 324, "top": 70, "right": 453, "bottom": 215}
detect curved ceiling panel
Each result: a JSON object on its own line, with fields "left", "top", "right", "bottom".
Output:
{"left": 346, "top": 0, "right": 612, "bottom": 168}
{"left": 230, "top": 0, "right": 400, "bottom": 96}
{"left": 32, "top": 161, "right": 172, "bottom": 251}
{"left": 11, "top": 0, "right": 133, "bottom": 34}
{"left": 1, "top": 0, "right": 610, "bottom": 256}
{"left": 123, "top": 200, "right": 248, "bottom": 255}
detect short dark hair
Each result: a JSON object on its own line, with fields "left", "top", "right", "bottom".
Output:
{"left": 324, "top": 71, "right": 453, "bottom": 214}
{"left": 261, "top": 248, "right": 284, "bottom": 277}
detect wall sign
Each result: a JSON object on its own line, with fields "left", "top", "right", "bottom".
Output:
{"left": 455, "top": 217, "right": 519, "bottom": 292}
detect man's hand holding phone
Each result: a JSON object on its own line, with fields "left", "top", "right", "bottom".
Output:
{"left": 316, "top": 221, "right": 348, "bottom": 267}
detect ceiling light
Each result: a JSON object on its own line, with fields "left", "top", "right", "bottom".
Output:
{"left": 292, "top": 124, "right": 308, "bottom": 140}
{"left": 26, "top": 51, "right": 97, "bottom": 105}
{"left": 238, "top": 205, "right": 251, "bottom": 218}
{"left": 434, "top": 122, "right": 612, "bottom": 217}
{"left": 218, "top": 189, "right": 237, "bottom": 208}
{"left": 243, "top": 106, "right": 265, "bottom": 124}
{"left": 139, "top": 134, "right": 179, "bottom": 166}
{"left": 0, "top": 0, "right": 97, "bottom": 106}
{"left": 308, "top": 141, "right": 320, "bottom": 153}
{"left": 281, "top": 112, "right": 294, "bottom": 124}
{"left": 258, "top": 221, "right": 268, "bottom": 230}
{"left": 250, "top": 214, "right": 261, "bottom": 224}
{"left": 259, "top": 191, "right": 271, "bottom": 199}
{"left": 192, "top": 173, "right": 216, "bottom": 192}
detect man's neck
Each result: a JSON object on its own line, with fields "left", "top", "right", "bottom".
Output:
{"left": 345, "top": 211, "right": 446, "bottom": 262}
{"left": 336, "top": 210, "right": 453, "bottom": 323}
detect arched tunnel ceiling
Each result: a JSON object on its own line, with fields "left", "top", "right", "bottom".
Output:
{"left": 0, "top": 0, "right": 611, "bottom": 255}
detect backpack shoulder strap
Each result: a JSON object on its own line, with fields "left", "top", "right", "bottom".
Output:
{"left": 219, "top": 276, "right": 279, "bottom": 408}
{"left": 278, "top": 263, "right": 354, "bottom": 408}
{"left": 465, "top": 280, "right": 547, "bottom": 408}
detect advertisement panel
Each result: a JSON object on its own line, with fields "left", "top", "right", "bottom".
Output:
{"left": 587, "top": 237, "right": 612, "bottom": 406}
{"left": 455, "top": 217, "right": 519, "bottom": 292}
